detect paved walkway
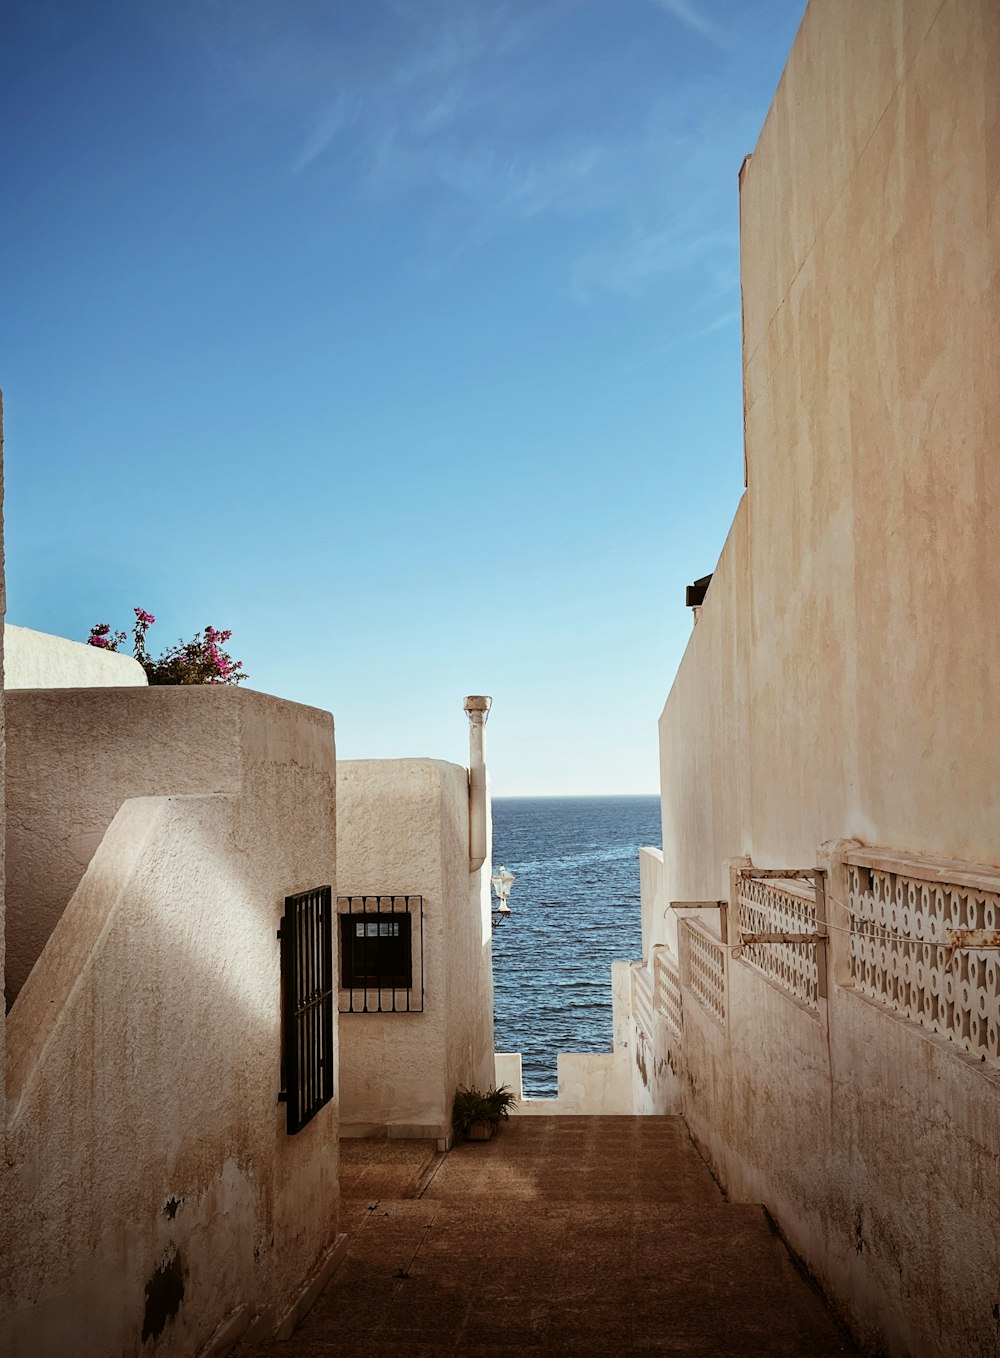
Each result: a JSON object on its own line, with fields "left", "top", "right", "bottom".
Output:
{"left": 246, "top": 1117, "right": 855, "bottom": 1357}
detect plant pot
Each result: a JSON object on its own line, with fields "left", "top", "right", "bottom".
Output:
{"left": 465, "top": 1119, "right": 495, "bottom": 1142}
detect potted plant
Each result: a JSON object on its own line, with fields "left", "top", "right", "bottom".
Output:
{"left": 452, "top": 1084, "right": 516, "bottom": 1141}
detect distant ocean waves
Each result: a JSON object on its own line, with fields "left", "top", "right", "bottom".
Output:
{"left": 491, "top": 795, "right": 660, "bottom": 1097}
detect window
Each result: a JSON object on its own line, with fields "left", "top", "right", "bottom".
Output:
{"left": 278, "top": 886, "right": 334, "bottom": 1135}
{"left": 337, "top": 895, "right": 424, "bottom": 1013}
{"left": 341, "top": 913, "right": 412, "bottom": 988}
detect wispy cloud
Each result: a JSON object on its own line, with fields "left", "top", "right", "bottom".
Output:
{"left": 186, "top": 0, "right": 769, "bottom": 302}
{"left": 651, "top": 0, "right": 729, "bottom": 47}
{"left": 696, "top": 307, "right": 739, "bottom": 336}
{"left": 292, "top": 92, "right": 357, "bottom": 174}
{"left": 573, "top": 217, "right": 734, "bottom": 302}
{"left": 623, "top": 307, "right": 740, "bottom": 372}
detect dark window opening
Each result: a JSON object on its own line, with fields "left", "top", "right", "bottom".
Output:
{"left": 686, "top": 573, "right": 713, "bottom": 607}
{"left": 340, "top": 912, "right": 412, "bottom": 989}
{"left": 337, "top": 895, "right": 424, "bottom": 1013}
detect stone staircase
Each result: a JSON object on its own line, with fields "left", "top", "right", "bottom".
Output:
{"left": 242, "top": 1117, "right": 856, "bottom": 1356}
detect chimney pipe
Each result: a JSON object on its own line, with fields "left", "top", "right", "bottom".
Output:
{"left": 464, "top": 695, "right": 492, "bottom": 872}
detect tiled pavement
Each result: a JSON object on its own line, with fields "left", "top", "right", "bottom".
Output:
{"left": 241, "top": 1117, "right": 856, "bottom": 1357}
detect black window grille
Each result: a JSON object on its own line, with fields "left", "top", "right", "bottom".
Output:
{"left": 337, "top": 895, "right": 424, "bottom": 1013}
{"left": 278, "top": 886, "right": 334, "bottom": 1135}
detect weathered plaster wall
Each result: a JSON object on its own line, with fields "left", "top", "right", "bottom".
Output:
{"left": 443, "top": 764, "right": 496, "bottom": 1119}
{"left": 336, "top": 759, "right": 494, "bottom": 1144}
{"left": 0, "top": 687, "right": 339, "bottom": 1357}
{"left": 665, "top": 0, "right": 999, "bottom": 885}
{"left": 639, "top": 847, "right": 666, "bottom": 959}
{"left": 674, "top": 912, "right": 1000, "bottom": 1358}
{"left": 4, "top": 623, "right": 146, "bottom": 689}
{"left": 660, "top": 504, "right": 750, "bottom": 904}
{"left": 668, "top": 0, "right": 999, "bottom": 880}
{"left": 650, "top": 4, "right": 1000, "bottom": 1355}
{"left": 5, "top": 686, "right": 243, "bottom": 1005}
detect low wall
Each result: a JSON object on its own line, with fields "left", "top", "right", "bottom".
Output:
{"left": 5, "top": 623, "right": 146, "bottom": 688}
{"left": 659, "top": 847, "right": 1000, "bottom": 1358}
{"left": 500, "top": 962, "right": 634, "bottom": 1116}
{"left": 639, "top": 847, "right": 665, "bottom": 959}
{"left": 336, "top": 759, "right": 494, "bottom": 1146}
{"left": 0, "top": 687, "right": 339, "bottom": 1357}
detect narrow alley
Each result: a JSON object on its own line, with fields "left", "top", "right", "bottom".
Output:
{"left": 242, "top": 1118, "right": 855, "bottom": 1357}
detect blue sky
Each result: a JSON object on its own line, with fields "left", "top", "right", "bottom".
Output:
{"left": 1, "top": 0, "right": 804, "bottom": 795}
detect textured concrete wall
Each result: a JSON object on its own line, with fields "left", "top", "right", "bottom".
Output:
{"left": 0, "top": 687, "right": 339, "bottom": 1357}
{"left": 5, "top": 686, "right": 243, "bottom": 1005}
{"left": 676, "top": 915, "right": 1000, "bottom": 1358}
{"left": 6, "top": 684, "right": 337, "bottom": 1005}
{"left": 742, "top": 0, "right": 997, "bottom": 868}
{"left": 4, "top": 624, "right": 146, "bottom": 688}
{"left": 651, "top": 3, "right": 1000, "bottom": 1355}
{"left": 664, "top": 0, "right": 1000, "bottom": 884}
{"left": 443, "top": 764, "right": 496, "bottom": 1118}
{"left": 336, "top": 759, "right": 494, "bottom": 1143}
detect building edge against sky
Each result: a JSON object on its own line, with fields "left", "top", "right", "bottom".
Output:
{"left": 0, "top": 391, "right": 498, "bottom": 1352}
{"left": 2, "top": 2, "right": 999, "bottom": 1356}
{"left": 612, "top": 4, "right": 998, "bottom": 1357}
{"left": 501, "top": 3, "right": 999, "bottom": 1354}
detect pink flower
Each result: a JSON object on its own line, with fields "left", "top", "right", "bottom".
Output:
{"left": 85, "top": 609, "right": 247, "bottom": 684}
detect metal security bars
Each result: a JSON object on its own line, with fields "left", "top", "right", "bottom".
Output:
{"left": 337, "top": 895, "right": 424, "bottom": 1014}
{"left": 278, "top": 886, "right": 334, "bottom": 1135}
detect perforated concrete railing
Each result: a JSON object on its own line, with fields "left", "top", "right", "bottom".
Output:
{"left": 631, "top": 962, "right": 655, "bottom": 1041}
{"left": 652, "top": 945, "right": 683, "bottom": 1039}
{"left": 682, "top": 921, "right": 726, "bottom": 1028}
{"left": 846, "top": 851, "right": 1000, "bottom": 1066}
{"left": 737, "top": 875, "right": 820, "bottom": 1012}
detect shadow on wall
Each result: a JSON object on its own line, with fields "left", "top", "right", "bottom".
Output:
{"left": 2, "top": 687, "right": 340, "bottom": 1358}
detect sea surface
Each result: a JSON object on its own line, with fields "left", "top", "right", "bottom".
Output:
{"left": 491, "top": 795, "right": 661, "bottom": 1097}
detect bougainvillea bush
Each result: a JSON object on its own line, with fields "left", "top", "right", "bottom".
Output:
{"left": 88, "top": 608, "right": 248, "bottom": 686}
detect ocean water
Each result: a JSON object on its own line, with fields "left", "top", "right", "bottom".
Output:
{"left": 491, "top": 795, "right": 661, "bottom": 1097}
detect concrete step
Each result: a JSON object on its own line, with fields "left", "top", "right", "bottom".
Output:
{"left": 339, "top": 1136, "right": 440, "bottom": 1202}
{"left": 423, "top": 1115, "right": 724, "bottom": 1207}
{"left": 240, "top": 1118, "right": 856, "bottom": 1357}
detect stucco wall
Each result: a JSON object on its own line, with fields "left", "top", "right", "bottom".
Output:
{"left": 673, "top": 902, "right": 1000, "bottom": 1358}
{"left": 4, "top": 623, "right": 147, "bottom": 689}
{"left": 5, "top": 686, "right": 244, "bottom": 1005}
{"left": 0, "top": 687, "right": 339, "bottom": 1356}
{"left": 650, "top": 3, "right": 1000, "bottom": 1355}
{"left": 665, "top": 0, "right": 999, "bottom": 883}
{"left": 443, "top": 764, "right": 496, "bottom": 1119}
{"left": 336, "top": 759, "right": 494, "bottom": 1144}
